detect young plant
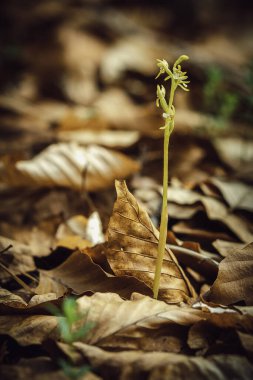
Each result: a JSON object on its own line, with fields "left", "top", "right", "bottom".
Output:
{"left": 203, "top": 65, "right": 239, "bottom": 131}
{"left": 153, "top": 55, "right": 190, "bottom": 299}
{"left": 49, "top": 297, "right": 94, "bottom": 379}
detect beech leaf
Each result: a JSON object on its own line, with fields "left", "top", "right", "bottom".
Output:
{"left": 1, "top": 143, "right": 140, "bottom": 192}
{"left": 76, "top": 292, "right": 204, "bottom": 349}
{"left": 106, "top": 180, "right": 195, "bottom": 303}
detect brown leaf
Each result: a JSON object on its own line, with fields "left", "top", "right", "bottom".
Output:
{"left": 0, "top": 315, "right": 58, "bottom": 345}
{"left": 0, "top": 236, "right": 35, "bottom": 280}
{"left": 213, "top": 239, "right": 245, "bottom": 257}
{"left": 1, "top": 143, "right": 140, "bottom": 192}
{"left": 0, "top": 288, "right": 60, "bottom": 313}
{"left": 106, "top": 180, "right": 195, "bottom": 303}
{"left": 75, "top": 292, "right": 204, "bottom": 350}
{"left": 208, "top": 243, "right": 253, "bottom": 305}
{"left": 168, "top": 186, "right": 253, "bottom": 243}
{"left": 39, "top": 250, "right": 152, "bottom": 299}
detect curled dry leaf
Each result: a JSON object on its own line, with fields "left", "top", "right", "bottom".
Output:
{"left": 106, "top": 180, "right": 195, "bottom": 303}
{"left": 1, "top": 143, "right": 140, "bottom": 192}
{"left": 208, "top": 243, "right": 253, "bottom": 306}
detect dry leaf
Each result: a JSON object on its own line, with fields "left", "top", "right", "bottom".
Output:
{"left": 0, "top": 288, "right": 60, "bottom": 313}
{"left": 213, "top": 239, "right": 245, "bottom": 257}
{"left": 57, "top": 129, "right": 140, "bottom": 148}
{"left": 56, "top": 212, "right": 105, "bottom": 249}
{"left": 168, "top": 186, "right": 253, "bottom": 243}
{"left": 213, "top": 137, "right": 253, "bottom": 172}
{"left": 208, "top": 178, "right": 253, "bottom": 212}
{"left": 106, "top": 180, "right": 195, "bottom": 303}
{"left": 0, "top": 315, "right": 58, "bottom": 345}
{"left": 208, "top": 243, "right": 253, "bottom": 306}
{"left": 75, "top": 292, "right": 204, "bottom": 350}
{"left": 1, "top": 143, "right": 140, "bottom": 191}
{"left": 38, "top": 250, "right": 152, "bottom": 299}
{"left": 0, "top": 236, "right": 35, "bottom": 280}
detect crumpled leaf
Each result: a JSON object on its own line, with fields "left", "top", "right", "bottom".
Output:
{"left": 0, "top": 143, "right": 140, "bottom": 192}
{"left": 106, "top": 180, "right": 195, "bottom": 303}
{"left": 208, "top": 243, "right": 253, "bottom": 306}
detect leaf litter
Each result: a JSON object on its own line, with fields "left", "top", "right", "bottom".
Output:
{"left": 0, "top": 1, "right": 253, "bottom": 379}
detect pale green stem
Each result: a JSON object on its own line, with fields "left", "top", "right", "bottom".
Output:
{"left": 153, "top": 83, "right": 176, "bottom": 299}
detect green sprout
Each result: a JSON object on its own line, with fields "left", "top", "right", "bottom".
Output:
{"left": 153, "top": 55, "right": 190, "bottom": 299}
{"left": 203, "top": 65, "right": 239, "bottom": 131}
{"left": 49, "top": 297, "right": 94, "bottom": 379}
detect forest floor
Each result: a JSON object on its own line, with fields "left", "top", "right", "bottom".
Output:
{"left": 0, "top": 1, "right": 253, "bottom": 379}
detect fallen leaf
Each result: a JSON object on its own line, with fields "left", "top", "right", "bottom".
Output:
{"left": 1, "top": 143, "right": 140, "bottom": 192}
{"left": 208, "top": 178, "right": 253, "bottom": 212}
{"left": 213, "top": 137, "right": 253, "bottom": 172}
{"left": 213, "top": 239, "right": 245, "bottom": 257}
{"left": 38, "top": 250, "right": 152, "bottom": 299}
{"left": 75, "top": 292, "right": 204, "bottom": 350}
{"left": 0, "top": 315, "right": 58, "bottom": 345}
{"left": 208, "top": 243, "right": 253, "bottom": 306}
{"left": 168, "top": 186, "right": 253, "bottom": 243}
{"left": 57, "top": 129, "right": 140, "bottom": 148}
{"left": 106, "top": 180, "right": 195, "bottom": 303}
{"left": 0, "top": 236, "right": 35, "bottom": 280}
{"left": 56, "top": 212, "right": 105, "bottom": 249}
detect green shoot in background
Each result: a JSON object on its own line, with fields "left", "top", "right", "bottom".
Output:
{"left": 204, "top": 65, "right": 239, "bottom": 130}
{"left": 153, "top": 55, "right": 190, "bottom": 299}
{"left": 49, "top": 297, "right": 94, "bottom": 379}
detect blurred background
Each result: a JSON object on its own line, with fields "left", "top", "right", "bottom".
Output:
{"left": 0, "top": 0, "right": 253, "bottom": 243}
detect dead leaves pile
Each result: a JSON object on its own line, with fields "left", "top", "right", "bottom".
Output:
{"left": 1, "top": 2, "right": 253, "bottom": 379}
{"left": 1, "top": 180, "right": 253, "bottom": 379}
